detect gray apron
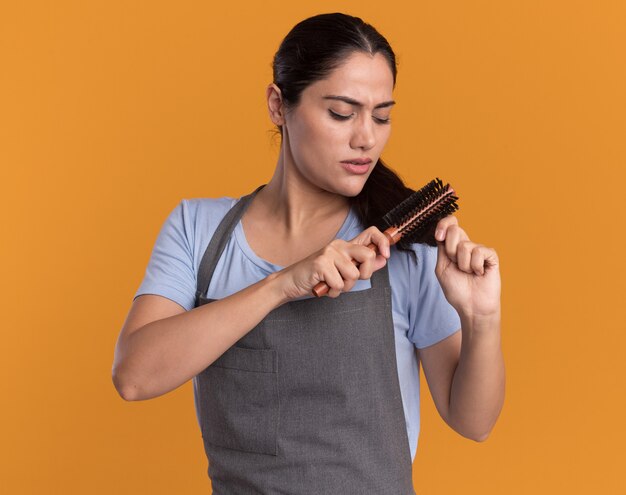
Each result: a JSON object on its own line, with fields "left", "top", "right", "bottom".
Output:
{"left": 193, "top": 187, "right": 415, "bottom": 495}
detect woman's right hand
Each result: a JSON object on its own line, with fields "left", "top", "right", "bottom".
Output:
{"left": 271, "top": 226, "right": 392, "bottom": 301}
{"left": 113, "top": 224, "right": 393, "bottom": 401}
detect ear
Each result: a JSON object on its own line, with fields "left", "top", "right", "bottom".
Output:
{"left": 266, "top": 83, "right": 285, "bottom": 126}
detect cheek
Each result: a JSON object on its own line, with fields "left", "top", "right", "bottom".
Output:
{"left": 292, "top": 118, "right": 345, "bottom": 157}
{"left": 375, "top": 126, "right": 392, "bottom": 151}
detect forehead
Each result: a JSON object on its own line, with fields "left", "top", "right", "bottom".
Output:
{"left": 303, "top": 52, "right": 394, "bottom": 104}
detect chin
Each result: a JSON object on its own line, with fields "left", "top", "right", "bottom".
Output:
{"left": 334, "top": 178, "right": 368, "bottom": 198}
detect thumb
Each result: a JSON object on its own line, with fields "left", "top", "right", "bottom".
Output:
{"left": 436, "top": 240, "right": 451, "bottom": 275}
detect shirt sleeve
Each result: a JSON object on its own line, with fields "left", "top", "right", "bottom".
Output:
{"left": 133, "top": 200, "right": 197, "bottom": 311}
{"left": 407, "top": 243, "right": 461, "bottom": 348}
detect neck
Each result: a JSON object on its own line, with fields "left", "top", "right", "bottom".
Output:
{"left": 256, "top": 150, "right": 350, "bottom": 235}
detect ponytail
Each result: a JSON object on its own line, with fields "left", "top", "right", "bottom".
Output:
{"left": 351, "top": 159, "right": 424, "bottom": 254}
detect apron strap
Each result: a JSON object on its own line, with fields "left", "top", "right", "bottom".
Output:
{"left": 195, "top": 185, "right": 265, "bottom": 306}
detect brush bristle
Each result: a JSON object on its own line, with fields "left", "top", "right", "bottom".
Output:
{"left": 382, "top": 178, "right": 460, "bottom": 247}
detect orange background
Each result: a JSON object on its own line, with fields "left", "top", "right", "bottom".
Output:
{"left": 1, "top": 1, "right": 624, "bottom": 493}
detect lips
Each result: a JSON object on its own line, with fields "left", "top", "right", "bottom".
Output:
{"left": 340, "top": 159, "right": 372, "bottom": 175}
{"left": 341, "top": 158, "right": 372, "bottom": 165}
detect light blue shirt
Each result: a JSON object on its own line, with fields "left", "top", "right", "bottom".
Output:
{"left": 135, "top": 196, "right": 461, "bottom": 461}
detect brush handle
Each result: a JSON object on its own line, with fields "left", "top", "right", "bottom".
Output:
{"left": 312, "top": 230, "right": 397, "bottom": 297}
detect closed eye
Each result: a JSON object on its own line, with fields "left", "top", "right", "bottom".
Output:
{"left": 329, "top": 109, "right": 391, "bottom": 125}
{"left": 329, "top": 109, "right": 352, "bottom": 120}
{"left": 374, "top": 116, "right": 391, "bottom": 124}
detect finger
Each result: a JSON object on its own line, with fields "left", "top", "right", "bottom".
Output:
{"left": 476, "top": 246, "right": 499, "bottom": 273}
{"left": 345, "top": 244, "right": 378, "bottom": 279}
{"left": 436, "top": 239, "right": 451, "bottom": 274}
{"left": 327, "top": 286, "right": 342, "bottom": 298}
{"left": 457, "top": 241, "right": 480, "bottom": 273}
{"left": 350, "top": 226, "right": 390, "bottom": 258}
{"left": 318, "top": 258, "right": 345, "bottom": 296}
{"left": 372, "top": 253, "right": 388, "bottom": 272}
{"left": 334, "top": 256, "right": 362, "bottom": 292}
{"left": 443, "top": 225, "right": 470, "bottom": 263}
{"left": 435, "top": 215, "right": 459, "bottom": 242}
{"left": 470, "top": 247, "right": 487, "bottom": 276}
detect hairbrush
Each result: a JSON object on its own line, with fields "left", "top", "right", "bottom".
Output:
{"left": 312, "top": 177, "right": 459, "bottom": 297}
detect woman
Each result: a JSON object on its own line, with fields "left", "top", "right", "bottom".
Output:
{"left": 112, "top": 12, "right": 504, "bottom": 494}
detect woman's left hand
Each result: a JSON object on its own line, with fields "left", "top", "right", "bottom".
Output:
{"left": 434, "top": 216, "right": 501, "bottom": 320}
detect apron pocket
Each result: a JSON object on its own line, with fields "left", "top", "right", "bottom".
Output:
{"left": 196, "top": 346, "right": 278, "bottom": 456}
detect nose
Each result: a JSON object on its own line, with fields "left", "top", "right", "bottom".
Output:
{"left": 349, "top": 115, "right": 376, "bottom": 151}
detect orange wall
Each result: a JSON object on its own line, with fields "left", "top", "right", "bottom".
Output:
{"left": 1, "top": 1, "right": 624, "bottom": 493}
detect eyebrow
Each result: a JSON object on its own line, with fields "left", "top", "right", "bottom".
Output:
{"left": 322, "top": 95, "right": 396, "bottom": 109}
